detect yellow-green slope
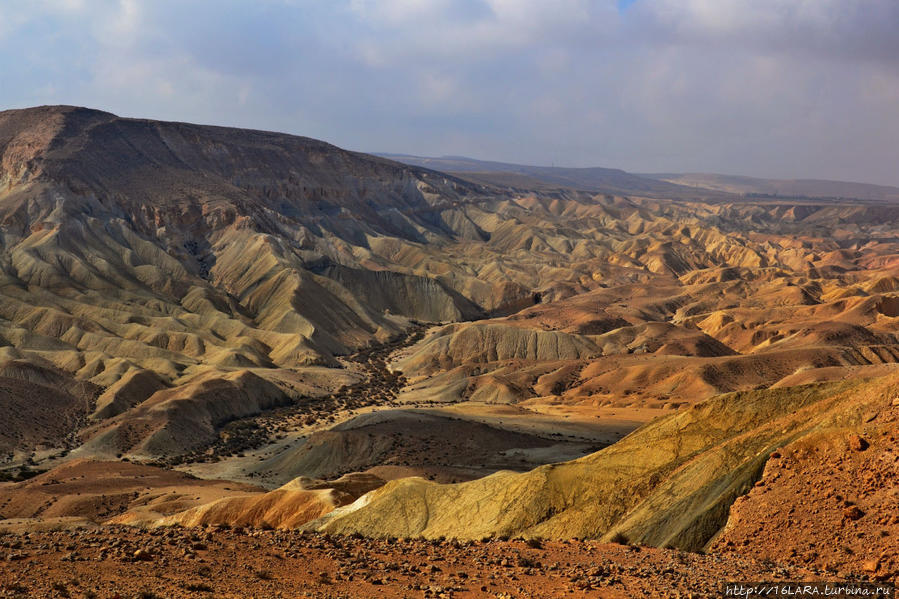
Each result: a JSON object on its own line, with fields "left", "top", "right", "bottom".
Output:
{"left": 313, "top": 375, "right": 896, "bottom": 551}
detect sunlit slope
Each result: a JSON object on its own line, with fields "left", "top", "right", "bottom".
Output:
{"left": 314, "top": 375, "right": 895, "bottom": 550}
{"left": 146, "top": 473, "right": 385, "bottom": 530}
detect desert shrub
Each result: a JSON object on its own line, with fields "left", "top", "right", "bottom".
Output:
{"left": 525, "top": 537, "right": 544, "bottom": 549}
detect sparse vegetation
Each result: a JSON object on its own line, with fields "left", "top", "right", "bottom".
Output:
{"left": 525, "top": 537, "right": 544, "bottom": 549}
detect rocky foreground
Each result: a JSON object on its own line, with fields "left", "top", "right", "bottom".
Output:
{"left": 0, "top": 526, "right": 821, "bottom": 599}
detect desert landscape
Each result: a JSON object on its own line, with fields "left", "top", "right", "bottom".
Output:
{"left": 0, "top": 102, "right": 895, "bottom": 597}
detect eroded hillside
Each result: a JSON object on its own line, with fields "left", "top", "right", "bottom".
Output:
{"left": 1, "top": 106, "right": 898, "bottom": 585}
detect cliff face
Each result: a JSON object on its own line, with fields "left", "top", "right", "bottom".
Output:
{"left": 0, "top": 105, "right": 482, "bottom": 231}
{"left": 0, "top": 105, "right": 495, "bottom": 278}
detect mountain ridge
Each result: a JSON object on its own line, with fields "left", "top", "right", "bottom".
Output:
{"left": 376, "top": 153, "right": 734, "bottom": 199}
{"left": 642, "top": 171, "right": 899, "bottom": 202}
{"left": 379, "top": 152, "right": 899, "bottom": 203}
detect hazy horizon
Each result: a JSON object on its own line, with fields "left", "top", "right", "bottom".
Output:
{"left": 1, "top": 0, "right": 897, "bottom": 186}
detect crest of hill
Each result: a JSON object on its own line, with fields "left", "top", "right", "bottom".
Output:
{"left": 0, "top": 106, "right": 489, "bottom": 235}
{"left": 394, "top": 322, "right": 601, "bottom": 374}
{"left": 148, "top": 473, "right": 385, "bottom": 530}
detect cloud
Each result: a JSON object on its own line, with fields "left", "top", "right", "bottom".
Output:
{"left": 1, "top": 0, "right": 897, "bottom": 185}
{"left": 632, "top": 0, "right": 899, "bottom": 66}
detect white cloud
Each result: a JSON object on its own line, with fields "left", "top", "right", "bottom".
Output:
{"left": 1, "top": 0, "right": 897, "bottom": 185}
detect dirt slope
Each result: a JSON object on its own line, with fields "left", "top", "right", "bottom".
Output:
{"left": 0, "top": 459, "right": 260, "bottom": 524}
{"left": 711, "top": 398, "right": 899, "bottom": 580}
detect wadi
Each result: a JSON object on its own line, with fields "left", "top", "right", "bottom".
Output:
{"left": 0, "top": 105, "right": 896, "bottom": 597}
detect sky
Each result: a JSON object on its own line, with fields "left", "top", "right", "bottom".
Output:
{"left": 1, "top": 0, "right": 898, "bottom": 186}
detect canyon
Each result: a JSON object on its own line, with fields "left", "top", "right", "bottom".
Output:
{"left": 1, "top": 106, "right": 897, "bottom": 595}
